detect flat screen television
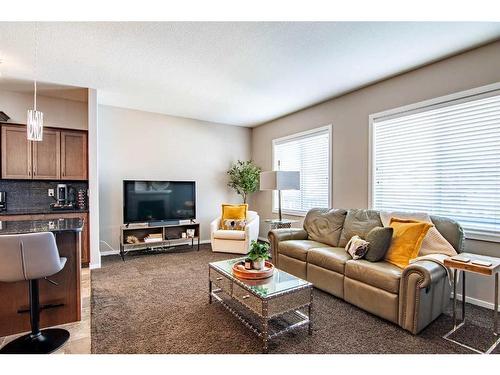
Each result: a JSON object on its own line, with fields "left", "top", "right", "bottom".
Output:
{"left": 123, "top": 180, "right": 196, "bottom": 224}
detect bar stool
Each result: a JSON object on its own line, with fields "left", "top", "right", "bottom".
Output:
{"left": 0, "top": 232, "right": 70, "bottom": 354}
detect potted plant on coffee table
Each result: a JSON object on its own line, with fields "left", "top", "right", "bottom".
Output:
{"left": 248, "top": 240, "right": 270, "bottom": 270}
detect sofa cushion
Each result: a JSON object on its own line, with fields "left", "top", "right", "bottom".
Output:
{"left": 212, "top": 229, "right": 246, "bottom": 240}
{"left": 278, "top": 240, "right": 330, "bottom": 261}
{"left": 385, "top": 218, "right": 433, "bottom": 268}
{"left": 221, "top": 204, "right": 248, "bottom": 229}
{"left": 345, "top": 259, "right": 402, "bottom": 293}
{"left": 364, "top": 226, "right": 393, "bottom": 262}
{"left": 307, "top": 247, "right": 352, "bottom": 274}
{"left": 303, "top": 208, "right": 347, "bottom": 247}
{"left": 338, "top": 209, "right": 382, "bottom": 247}
{"left": 379, "top": 211, "right": 457, "bottom": 257}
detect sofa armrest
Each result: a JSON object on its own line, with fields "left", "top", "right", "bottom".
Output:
{"left": 268, "top": 228, "right": 308, "bottom": 266}
{"left": 245, "top": 214, "right": 260, "bottom": 243}
{"left": 210, "top": 217, "right": 221, "bottom": 237}
{"left": 399, "top": 260, "right": 450, "bottom": 334}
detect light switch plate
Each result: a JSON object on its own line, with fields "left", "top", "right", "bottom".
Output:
{"left": 48, "top": 189, "right": 55, "bottom": 197}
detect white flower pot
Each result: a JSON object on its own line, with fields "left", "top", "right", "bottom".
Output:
{"left": 253, "top": 259, "right": 265, "bottom": 270}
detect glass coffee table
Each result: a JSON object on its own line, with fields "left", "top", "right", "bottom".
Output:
{"left": 208, "top": 257, "right": 313, "bottom": 353}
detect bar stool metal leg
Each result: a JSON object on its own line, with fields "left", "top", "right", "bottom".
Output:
{"left": 0, "top": 279, "right": 69, "bottom": 354}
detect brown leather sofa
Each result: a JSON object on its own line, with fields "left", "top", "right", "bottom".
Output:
{"left": 268, "top": 208, "right": 464, "bottom": 334}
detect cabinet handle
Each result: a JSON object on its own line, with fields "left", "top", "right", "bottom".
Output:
{"left": 242, "top": 295, "right": 250, "bottom": 300}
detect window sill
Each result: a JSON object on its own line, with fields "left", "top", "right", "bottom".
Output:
{"left": 464, "top": 232, "right": 500, "bottom": 244}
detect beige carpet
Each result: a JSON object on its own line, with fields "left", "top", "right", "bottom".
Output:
{"left": 91, "top": 245, "right": 499, "bottom": 354}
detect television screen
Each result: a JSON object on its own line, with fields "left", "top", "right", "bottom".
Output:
{"left": 123, "top": 180, "right": 196, "bottom": 223}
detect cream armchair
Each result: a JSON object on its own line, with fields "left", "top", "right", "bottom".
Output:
{"left": 210, "top": 210, "right": 260, "bottom": 254}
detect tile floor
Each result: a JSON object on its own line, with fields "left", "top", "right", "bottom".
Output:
{"left": 0, "top": 267, "right": 91, "bottom": 354}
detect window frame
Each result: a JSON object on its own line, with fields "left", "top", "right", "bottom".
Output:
{"left": 271, "top": 124, "right": 332, "bottom": 217}
{"left": 368, "top": 82, "right": 500, "bottom": 242}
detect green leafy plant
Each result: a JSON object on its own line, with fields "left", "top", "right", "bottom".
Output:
{"left": 248, "top": 240, "right": 270, "bottom": 261}
{"left": 227, "top": 160, "right": 261, "bottom": 204}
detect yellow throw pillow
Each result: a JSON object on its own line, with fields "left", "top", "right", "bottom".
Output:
{"left": 385, "top": 218, "right": 433, "bottom": 268}
{"left": 221, "top": 204, "right": 248, "bottom": 229}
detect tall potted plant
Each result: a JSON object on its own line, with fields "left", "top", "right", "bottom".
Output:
{"left": 227, "top": 160, "right": 261, "bottom": 204}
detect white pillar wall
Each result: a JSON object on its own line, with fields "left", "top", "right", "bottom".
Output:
{"left": 88, "top": 88, "right": 101, "bottom": 269}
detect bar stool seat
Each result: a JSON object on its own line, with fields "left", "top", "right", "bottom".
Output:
{"left": 0, "top": 232, "right": 69, "bottom": 354}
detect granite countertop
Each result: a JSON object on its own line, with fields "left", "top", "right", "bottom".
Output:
{"left": 0, "top": 208, "right": 89, "bottom": 216}
{"left": 0, "top": 218, "right": 84, "bottom": 235}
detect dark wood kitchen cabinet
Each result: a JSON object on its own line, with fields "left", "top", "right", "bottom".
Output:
{"left": 1, "top": 125, "right": 32, "bottom": 179}
{"left": 32, "top": 128, "right": 61, "bottom": 179}
{"left": 0, "top": 123, "right": 87, "bottom": 181}
{"left": 61, "top": 130, "right": 87, "bottom": 180}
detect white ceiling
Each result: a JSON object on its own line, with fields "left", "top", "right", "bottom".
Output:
{"left": 0, "top": 22, "right": 499, "bottom": 127}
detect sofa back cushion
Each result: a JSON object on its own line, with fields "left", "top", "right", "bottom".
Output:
{"left": 338, "top": 209, "right": 382, "bottom": 247}
{"left": 303, "top": 208, "right": 347, "bottom": 247}
{"left": 430, "top": 215, "right": 464, "bottom": 253}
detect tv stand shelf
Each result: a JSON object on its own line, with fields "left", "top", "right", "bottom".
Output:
{"left": 119, "top": 221, "right": 200, "bottom": 260}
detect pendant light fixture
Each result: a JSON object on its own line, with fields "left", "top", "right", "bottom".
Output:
{"left": 27, "top": 23, "right": 43, "bottom": 141}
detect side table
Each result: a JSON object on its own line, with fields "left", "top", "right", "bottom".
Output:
{"left": 265, "top": 219, "right": 298, "bottom": 230}
{"left": 443, "top": 252, "right": 500, "bottom": 354}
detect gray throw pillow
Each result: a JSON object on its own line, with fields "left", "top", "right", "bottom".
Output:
{"left": 338, "top": 209, "right": 382, "bottom": 247}
{"left": 364, "top": 226, "right": 393, "bottom": 262}
{"left": 303, "top": 208, "right": 347, "bottom": 247}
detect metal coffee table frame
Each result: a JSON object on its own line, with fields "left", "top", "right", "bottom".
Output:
{"left": 208, "top": 261, "right": 313, "bottom": 353}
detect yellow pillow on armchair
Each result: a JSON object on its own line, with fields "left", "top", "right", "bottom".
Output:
{"left": 384, "top": 218, "right": 433, "bottom": 268}
{"left": 221, "top": 204, "right": 248, "bottom": 229}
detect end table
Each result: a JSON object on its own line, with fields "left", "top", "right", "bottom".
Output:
{"left": 265, "top": 219, "right": 298, "bottom": 230}
{"left": 443, "top": 252, "right": 500, "bottom": 354}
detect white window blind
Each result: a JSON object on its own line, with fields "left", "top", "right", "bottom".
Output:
{"left": 273, "top": 126, "right": 331, "bottom": 215}
{"left": 371, "top": 89, "right": 500, "bottom": 241}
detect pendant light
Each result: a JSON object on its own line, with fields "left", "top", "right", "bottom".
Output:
{"left": 27, "top": 23, "right": 43, "bottom": 141}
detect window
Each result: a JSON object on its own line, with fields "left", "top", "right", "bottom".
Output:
{"left": 272, "top": 125, "right": 331, "bottom": 216}
{"left": 370, "top": 84, "right": 500, "bottom": 241}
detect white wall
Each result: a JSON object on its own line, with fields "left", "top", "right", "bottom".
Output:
{"left": 252, "top": 40, "right": 500, "bottom": 309}
{"left": 88, "top": 89, "right": 101, "bottom": 269}
{"left": 98, "top": 105, "right": 252, "bottom": 253}
{"left": 0, "top": 90, "right": 88, "bottom": 130}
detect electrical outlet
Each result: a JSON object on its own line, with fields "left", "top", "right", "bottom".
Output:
{"left": 48, "top": 189, "right": 55, "bottom": 197}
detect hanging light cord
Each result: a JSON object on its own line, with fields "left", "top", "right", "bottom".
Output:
{"left": 33, "top": 22, "right": 38, "bottom": 111}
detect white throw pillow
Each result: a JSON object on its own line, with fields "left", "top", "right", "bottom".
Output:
{"left": 379, "top": 211, "right": 457, "bottom": 257}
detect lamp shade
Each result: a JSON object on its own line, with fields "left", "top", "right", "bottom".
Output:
{"left": 260, "top": 171, "right": 300, "bottom": 191}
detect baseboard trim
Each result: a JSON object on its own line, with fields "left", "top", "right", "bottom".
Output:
{"left": 258, "top": 236, "right": 269, "bottom": 243}
{"left": 100, "top": 249, "right": 120, "bottom": 256}
{"left": 454, "top": 292, "right": 499, "bottom": 311}
{"left": 100, "top": 239, "right": 211, "bottom": 257}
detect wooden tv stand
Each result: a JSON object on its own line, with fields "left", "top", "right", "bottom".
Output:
{"left": 119, "top": 220, "right": 200, "bottom": 260}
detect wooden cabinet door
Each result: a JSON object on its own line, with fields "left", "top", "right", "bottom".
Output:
{"left": 32, "top": 129, "right": 61, "bottom": 179}
{"left": 61, "top": 131, "right": 87, "bottom": 180}
{"left": 1, "top": 125, "right": 32, "bottom": 179}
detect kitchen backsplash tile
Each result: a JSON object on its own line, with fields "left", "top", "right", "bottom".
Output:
{"left": 0, "top": 180, "right": 88, "bottom": 212}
